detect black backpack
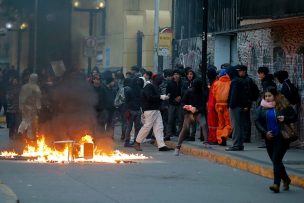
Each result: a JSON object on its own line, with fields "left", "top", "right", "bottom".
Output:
{"left": 284, "top": 82, "right": 301, "bottom": 105}
{"left": 242, "top": 77, "right": 260, "bottom": 103}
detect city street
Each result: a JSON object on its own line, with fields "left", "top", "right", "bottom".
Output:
{"left": 0, "top": 128, "right": 303, "bottom": 203}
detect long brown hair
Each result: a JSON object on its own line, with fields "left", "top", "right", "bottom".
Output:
{"left": 275, "top": 94, "right": 290, "bottom": 111}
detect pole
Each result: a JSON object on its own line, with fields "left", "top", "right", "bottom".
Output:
{"left": 153, "top": 0, "right": 159, "bottom": 73}
{"left": 88, "top": 11, "right": 94, "bottom": 75}
{"left": 16, "top": 30, "right": 22, "bottom": 76}
{"left": 201, "top": 0, "right": 208, "bottom": 88}
{"left": 137, "top": 31, "right": 143, "bottom": 70}
{"left": 33, "top": 0, "right": 38, "bottom": 73}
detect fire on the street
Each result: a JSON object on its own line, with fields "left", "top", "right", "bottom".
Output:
{"left": 0, "top": 135, "right": 148, "bottom": 163}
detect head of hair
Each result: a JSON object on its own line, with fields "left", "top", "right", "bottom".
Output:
{"left": 274, "top": 70, "right": 289, "bottom": 83}
{"left": 131, "top": 65, "right": 139, "bottom": 72}
{"left": 264, "top": 86, "right": 289, "bottom": 110}
{"left": 144, "top": 70, "right": 153, "bottom": 79}
{"left": 258, "top": 66, "right": 269, "bottom": 74}
{"left": 163, "top": 69, "right": 173, "bottom": 78}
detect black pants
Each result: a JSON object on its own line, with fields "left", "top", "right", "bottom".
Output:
{"left": 124, "top": 110, "right": 141, "bottom": 143}
{"left": 167, "top": 105, "right": 183, "bottom": 137}
{"left": 6, "top": 112, "right": 20, "bottom": 139}
{"left": 243, "top": 109, "right": 251, "bottom": 142}
{"left": 265, "top": 136, "right": 290, "bottom": 185}
{"left": 118, "top": 106, "right": 127, "bottom": 139}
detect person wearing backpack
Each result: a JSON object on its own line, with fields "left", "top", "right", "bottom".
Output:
{"left": 274, "top": 70, "right": 301, "bottom": 106}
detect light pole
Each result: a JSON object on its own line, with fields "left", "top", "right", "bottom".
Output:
{"left": 6, "top": 22, "right": 28, "bottom": 76}
{"left": 154, "top": 0, "right": 160, "bottom": 73}
{"left": 201, "top": 0, "right": 208, "bottom": 88}
{"left": 73, "top": 0, "right": 105, "bottom": 75}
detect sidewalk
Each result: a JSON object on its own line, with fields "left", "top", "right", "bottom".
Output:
{"left": 165, "top": 137, "right": 304, "bottom": 188}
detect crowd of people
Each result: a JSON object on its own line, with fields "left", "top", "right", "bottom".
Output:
{"left": 0, "top": 63, "right": 301, "bottom": 193}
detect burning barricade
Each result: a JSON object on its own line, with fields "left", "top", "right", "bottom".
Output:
{"left": 0, "top": 134, "right": 148, "bottom": 164}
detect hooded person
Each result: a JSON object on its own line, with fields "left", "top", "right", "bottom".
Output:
{"left": 18, "top": 73, "right": 41, "bottom": 140}
{"left": 101, "top": 75, "right": 116, "bottom": 138}
{"left": 123, "top": 77, "right": 143, "bottom": 147}
{"left": 174, "top": 79, "right": 208, "bottom": 156}
{"left": 213, "top": 69, "right": 232, "bottom": 146}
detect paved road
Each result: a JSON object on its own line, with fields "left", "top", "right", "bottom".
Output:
{"left": 0, "top": 144, "right": 303, "bottom": 203}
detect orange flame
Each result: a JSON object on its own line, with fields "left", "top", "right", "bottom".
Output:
{"left": 0, "top": 135, "right": 148, "bottom": 163}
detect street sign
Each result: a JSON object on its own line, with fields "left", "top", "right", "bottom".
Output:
{"left": 86, "top": 37, "right": 97, "bottom": 48}
{"left": 158, "top": 30, "right": 172, "bottom": 56}
{"left": 83, "top": 36, "right": 105, "bottom": 57}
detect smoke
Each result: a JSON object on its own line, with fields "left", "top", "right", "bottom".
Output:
{"left": 39, "top": 71, "right": 113, "bottom": 149}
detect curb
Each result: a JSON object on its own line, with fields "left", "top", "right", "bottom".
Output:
{"left": 0, "top": 180, "right": 19, "bottom": 203}
{"left": 166, "top": 141, "right": 304, "bottom": 188}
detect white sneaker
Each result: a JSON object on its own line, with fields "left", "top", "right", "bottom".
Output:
{"left": 174, "top": 148, "right": 180, "bottom": 156}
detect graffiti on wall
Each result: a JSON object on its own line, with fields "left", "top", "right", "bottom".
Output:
{"left": 238, "top": 24, "right": 304, "bottom": 140}
{"left": 174, "top": 37, "right": 202, "bottom": 70}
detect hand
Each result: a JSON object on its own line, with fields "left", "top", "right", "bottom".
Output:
{"left": 183, "top": 105, "right": 192, "bottom": 111}
{"left": 160, "top": 95, "right": 169, "bottom": 100}
{"left": 175, "top": 96, "right": 181, "bottom": 102}
{"left": 277, "top": 116, "right": 284, "bottom": 122}
{"left": 190, "top": 106, "right": 197, "bottom": 114}
{"left": 266, "top": 131, "right": 273, "bottom": 140}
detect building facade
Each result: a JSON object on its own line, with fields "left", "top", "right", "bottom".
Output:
{"left": 173, "top": 0, "right": 304, "bottom": 141}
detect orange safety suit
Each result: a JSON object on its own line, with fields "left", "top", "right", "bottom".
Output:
{"left": 213, "top": 74, "right": 232, "bottom": 144}
{"left": 207, "top": 81, "right": 218, "bottom": 143}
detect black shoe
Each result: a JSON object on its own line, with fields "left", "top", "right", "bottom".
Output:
{"left": 220, "top": 137, "right": 227, "bottom": 146}
{"left": 159, "top": 146, "right": 173, "bottom": 151}
{"left": 269, "top": 184, "right": 280, "bottom": 193}
{"left": 225, "top": 146, "right": 244, "bottom": 151}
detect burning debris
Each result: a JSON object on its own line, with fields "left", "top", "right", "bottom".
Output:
{"left": 0, "top": 135, "right": 148, "bottom": 164}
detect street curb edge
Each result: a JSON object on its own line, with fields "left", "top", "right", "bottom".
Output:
{"left": 165, "top": 141, "right": 304, "bottom": 188}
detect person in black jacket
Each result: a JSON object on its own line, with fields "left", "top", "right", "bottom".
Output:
{"left": 124, "top": 78, "right": 143, "bottom": 147}
{"left": 174, "top": 79, "right": 208, "bottom": 156}
{"left": 226, "top": 65, "right": 252, "bottom": 151}
{"left": 274, "top": 70, "right": 300, "bottom": 105}
{"left": 166, "top": 69, "right": 184, "bottom": 138}
{"left": 6, "top": 76, "right": 21, "bottom": 139}
{"left": 258, "top": 67, "right": 277, "bottom": 92}
{"left": 255, "top": 87, "right": 297, "bottom": 193}
{"left": 181, "top": 69, "right": 197, "bottom": 141}
{"left": 134, "top": 77, "right": 171, "bottom": 152}
{"left": 102, "top": 76, "right": 116, "bottom": 138}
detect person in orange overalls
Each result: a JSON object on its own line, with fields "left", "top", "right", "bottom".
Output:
{"left": 207, "top": 68, "right": 218, "bottom": 144}
{"left": 213, "top": 69, "right": 232, "bottom": 146}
